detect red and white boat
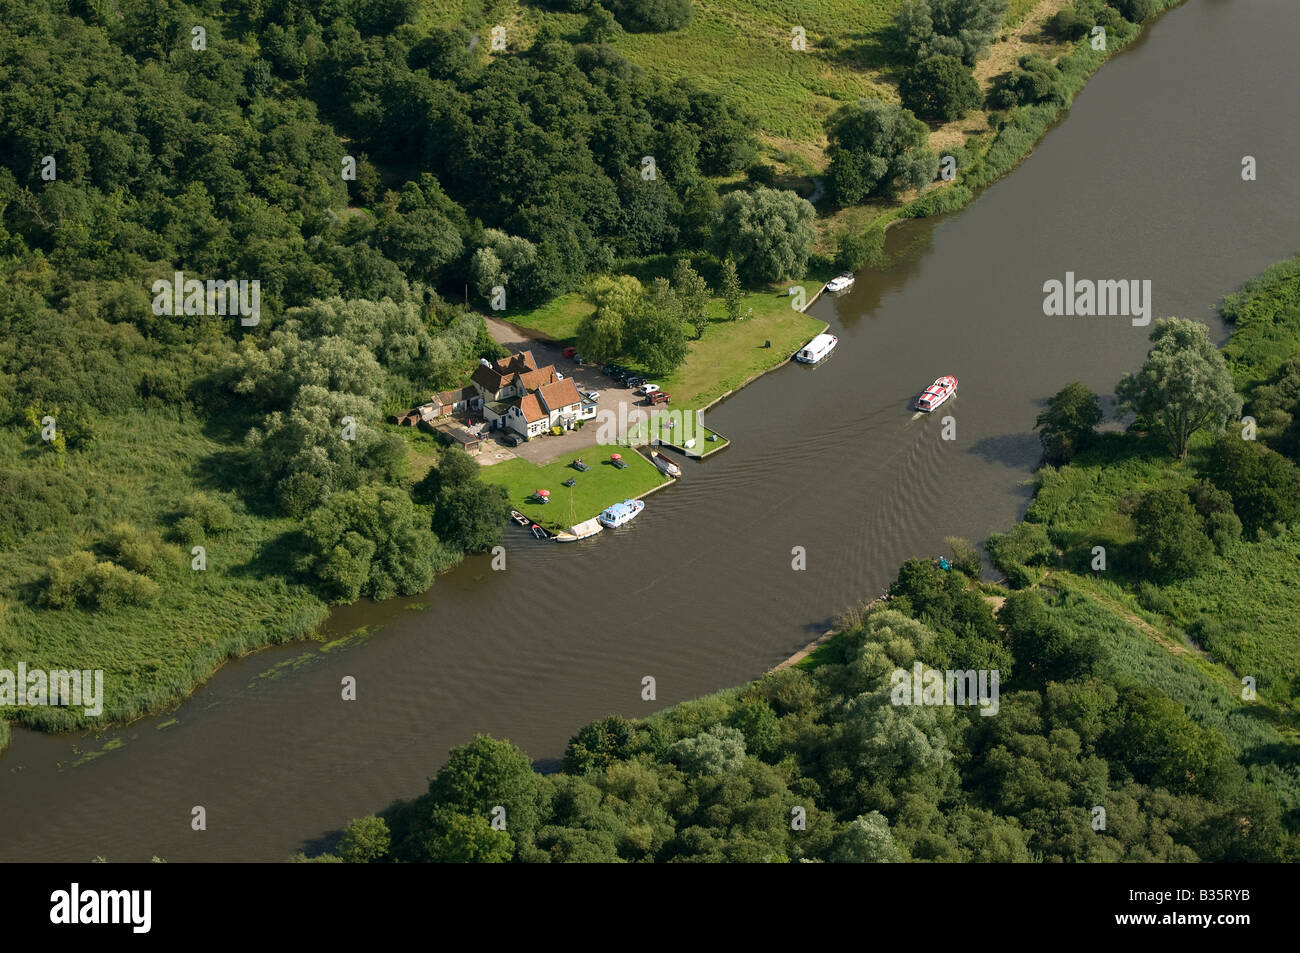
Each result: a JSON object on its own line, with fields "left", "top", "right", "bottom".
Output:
{"left": 914, "top": 375, "right": 957, "bottom": 412}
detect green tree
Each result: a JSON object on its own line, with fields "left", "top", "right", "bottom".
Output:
{"left": 668, "top": 724, "right": 747, "bottom": 776}
{"left": 720, "top": 255, "right": 742, "bottom": 321}
{"left": 1203, "top": 436, "right": 1300, "bottom": 537}
{"left": 1131, "top": 487, "right": 1213, "bottom": 581}
{"left": 831, "top": 811, "right": 906, "bottom": 863}
{"left": 337, "top": 816, "right": 391, "bottom": 863}
{"left": 1035, "top": 382, "right": 1103, "bottom": 465}
{"left": 1116, "top": 318, "right": 1242, "bottom": 459}
{"left": 427, "top": 734, "right": 548, "bottom": 853}
{"left": 900, "top": 55, "right": 982, "bottom": 123}
{"left": 577, "top": 275, "right": 643, "bottom": 363}
{"left": 609, "top": 0, "right": 693, "bottom": 33}
{"left": 826, "top": 100, "right": 938, "bottom": 205}
{"left": 672, "top": 257, "right": 710, "bottom": 338}
{"left": 582, "top": 3, "right": 622, "bottom": 43}
{"left": 711, "top": 187, "right": 815, "bottom": 284}
{"left": 896, "top": 0, "right": 1010, "bottom": 67}
{"left": 625, "top": 301, "right": 690, "bottom": 375}
{"left": 303, "top": 484, "right": 447, "bottom": 602}
{"left": 434, "top": 480, "right": 509, "bottom": 553}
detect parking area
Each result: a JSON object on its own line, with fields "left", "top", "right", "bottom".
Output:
{"left": 481, "top": 317, "right": 660, "bottom": 465}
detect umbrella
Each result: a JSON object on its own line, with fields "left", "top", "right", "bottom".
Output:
{"left": 536, "top": 489, "right": 550, "bottom": 497}
{"left": 610, "top": 453, "right": 622, "bottom": 461}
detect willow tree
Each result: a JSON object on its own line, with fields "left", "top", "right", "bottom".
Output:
{"left": 1115, "top": 317, "right": 1241, "bottom": 459}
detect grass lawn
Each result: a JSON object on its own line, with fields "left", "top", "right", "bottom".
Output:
{"left": 481, "top": 449, "right": 668, "bottom": 530}
{"left": 508, "top": 279, "right": 827, "bottom": 412}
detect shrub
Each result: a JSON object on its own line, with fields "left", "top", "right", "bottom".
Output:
{"left": 179, "top": 492, "right": 236, "bottom": 533}
{"left": 42, "top": 551, "right": 159, "bottom": 609}
{"left": 987, "top": 521, "right": 1056, "bottom": 572}
{"left": 609, "top": 0, "right": 692, "bottom": 32}
{"left": 104, "top": 522, "right": 163, "bottom": 575}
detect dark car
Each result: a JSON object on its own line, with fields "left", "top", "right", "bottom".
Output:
{"left": 626, "top": 376, "right": 646, "bottom": 389}
{"left": 502, "top": 432, "right": 525, "bottom": 447}
{"left": 602, "top": 363, "right": 622, "bottom": 377}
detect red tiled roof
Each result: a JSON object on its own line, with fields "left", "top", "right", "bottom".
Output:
{"left": 517, "top": 365, "right": 558, "bottom": 391}
{"left": 518, "top": 394, "right": 547, "bottom": 423}
{"left": 472, "top": 364, "right": 514, "bottom": 393}
{"left": 537, "top": 378, "right": 582, "bottom": 412}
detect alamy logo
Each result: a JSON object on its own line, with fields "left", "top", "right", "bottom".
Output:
{"left": 151, "top": 271, "right": 261, "bottom": 326}
{"left": 595, "top": 404, "right": 705, "bottom": 448}
{"left": 0, "top": 663, "right": 103, "bottom": 716}
{"left": 1042, "top": 272, "right": 1151, "bottom": 326}
{"left": 50, "top": 883, "right": 151, "bottom": 934}
{"left": 890, "top": 662, "right": 1000, "bottom": 716}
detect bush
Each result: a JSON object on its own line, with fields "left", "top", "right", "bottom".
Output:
{"left": 901, "top": 184, "right": 972, "bottom": 219}
{"left": 986, "top": 521, "right": 1056, "bottom": 572}
{"left": 609, "top": 0, "right": 692, "bottom": 32}
{"left": 170, "top": 516, "right": 206, "bottom": 548}
{"left": 179, "top": 492, "right": 236, "bottom": 533}
{"left": 1049, "top": 7, "right": 1093, "bottom": 41}
{"left": 1110, "top": 0, "right": 1158, "bottom": 23}
{"left": 42, "top": 551, "right": 159, "bottom": 610}
{"left": 104, "top": 523, "right": 163, "bottom": 575}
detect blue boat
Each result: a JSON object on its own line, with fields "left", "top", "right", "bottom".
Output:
{"left": 598, "top": 499, "right": 645, "bottom": 529}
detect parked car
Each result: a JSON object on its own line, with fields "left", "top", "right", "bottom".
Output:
{"left": 584, "top": 390, "right": 599, "bottom": 400}
{"left": 626, "top": 376, "right": 646, "bottom": 389}
{"left": 502, "top": 432, "right": 525, "bottom": 447}
{"left": 563, "top": 346, "right": 577, "bottom": 359}
{"left": 602, "top": 363, "right": 622, "bottom": 377}
{"left": 647, "top": 391, "right": 671, "bottom": 405}
{"left": 639, "top": 383, "right": 660, "bottom": 395}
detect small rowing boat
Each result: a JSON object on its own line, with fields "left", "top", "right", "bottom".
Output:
{"left": 509, "top": 510, "right": 529, "bottom": 526}
{"left": 649, "top": 449, "right": 682, "bottom": 478}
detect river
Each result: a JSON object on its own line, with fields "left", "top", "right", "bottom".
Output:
{"left": 3, "top": 0, "right": 1300, "bottom": 861}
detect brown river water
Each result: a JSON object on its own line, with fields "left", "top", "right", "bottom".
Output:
{"left": 3, "top": 0, "right": 1300, "bottom": 861}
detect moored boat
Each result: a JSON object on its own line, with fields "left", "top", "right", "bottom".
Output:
{"left": 554, "top": 518, "right": 603, "bottom": 543}
{"left": 914, "top": 375, "right": 958, "bottom": 412}
{"left": 598, "top": 498, "right": 645, "bottom": 529}
{"left": 530, "top": 523, "right": 552, "bottom": 540}
{"left": 509, "top": 509, "right": 529, "bottom": 526}
{"left": 795, "top": 332, "right": 838, "bottom": 364}
{"left": 649, "top": 449, "right": 682, "bottom": 478}
{"left": 824, "top": 272, "right": 855, "bottom": 293}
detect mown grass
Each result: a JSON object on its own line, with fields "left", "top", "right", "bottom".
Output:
{"left": 507, "top": 277, "right": 825, "bottom": 411}
{"left": 0, "top": 410, "right": 328, "bottom": 736}
{"left": 481, "top": 449, "right": 667, "bottom": 529}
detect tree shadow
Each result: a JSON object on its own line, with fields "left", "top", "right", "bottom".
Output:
{"left": 966, "top": 431, "right": 1042, "bottom": 469}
